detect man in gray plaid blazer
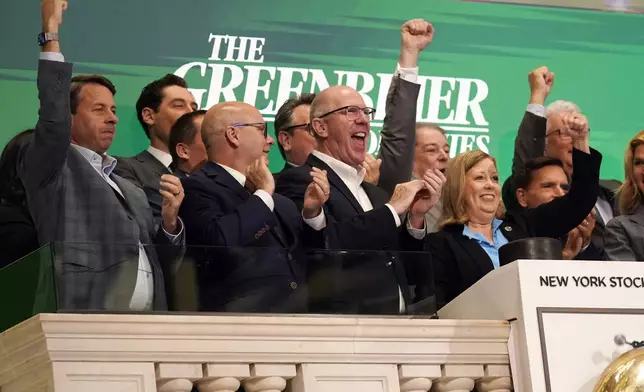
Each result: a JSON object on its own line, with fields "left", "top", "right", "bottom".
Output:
{"left": 18, "top": 0, "right": 185, "bottom": 312}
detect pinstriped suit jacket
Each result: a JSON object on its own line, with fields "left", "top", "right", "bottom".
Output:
{"left": 18, "top": 59, "right": 184, "bottom": 311}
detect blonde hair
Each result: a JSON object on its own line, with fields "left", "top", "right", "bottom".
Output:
{"left": 618, "top": 130, "right": 644, "bottom": 214}
{"left": 440, "top": 150, "right": 505, "bottom": 228}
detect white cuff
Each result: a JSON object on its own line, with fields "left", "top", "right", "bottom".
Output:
{"left": 395, "top": 63, "right": 419, "bottom": 84}
{"left": 304, "top": 209, "right": 326, "bottom": 231}
{"left": 40, "top": 52, "right": 65, "bottom": 62}
{"left": 406, "top": 216, "right": 427, "bottom": 239}
{"left": 254, "top": 190, "right": 274, "bottom": 211}
{"left": 526, "top": 104, "right": 545, "bottom": 118}
{"left": 385, "top": 204, "right": 402, "bottom": 227}
{"left": 162, "top": 217, "right": 184, "bottom": 243}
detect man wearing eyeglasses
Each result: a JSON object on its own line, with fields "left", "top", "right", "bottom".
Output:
{"left": 178, "top": 101, "right": 330, "bottom": 313}
{"left": 275, "top": 19, "right": 443, "bottom": 315}
{"left": 274, "top": 93, "right": 317, "bottom": 177}
{"left": 502, "top": 66, "right": 620, "bottom": 257}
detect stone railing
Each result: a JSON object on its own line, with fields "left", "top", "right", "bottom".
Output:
{"left": 0, "top": 314, "right": 512, "bottom": 392}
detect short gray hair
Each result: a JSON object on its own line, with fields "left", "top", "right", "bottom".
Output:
{"left": 545, "top": 100, "right": 581, "bottom": 117}
{"left": 416, "top": 122, "right": 446, "bottom": 135}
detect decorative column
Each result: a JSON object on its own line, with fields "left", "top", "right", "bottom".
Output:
{"left": 197, "top": 364, "right": 250, "bottom": 392}
{"left": 399, "top": 364, "right": 441, "bottom": 392}
{"left": 475, "top": 365, "right": 513, "bottom": 392}
{"left": 431, "top": 365, "right": 484, "bottom": 392}
{"left": 156, "top": 363, "right": 202, "bottom": 392}
{"left": 242, "top": 364, "right": 297, "bottom": 392}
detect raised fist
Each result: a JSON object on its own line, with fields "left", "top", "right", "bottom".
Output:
{"left": 42, "top": 0, "right": 68, "bottom": 32}
{"left": 399, "top": 18, "right": 434, "bottom": 67}
{"left": 528, "top": 66, "right": 554, "bottom": 104}
{"left": 562, "top": 113, "right": 589, "bottom": 141}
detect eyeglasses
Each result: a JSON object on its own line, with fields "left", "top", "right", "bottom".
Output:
{"left": 317, "top": 105, "right": 376, "bottom": 121}
{"left": 545, "top": 129, "right": 571, "bottom": 139}
{"left": 281, "top": 123, "right": 310, "bottom": 133}
{"left": 231, "top": 122, "right": 268, "bottom": 138}
{"left": 545, "top": 128, "right": 591, "bottom": 139}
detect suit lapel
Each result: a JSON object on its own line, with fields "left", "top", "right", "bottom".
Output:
{"left": 137, "top": 150, "right": 171, "bottom": 176}
{"left": 363, "top": 183, "right": 388, "bottom": 208}
{"left": 109, "top": 175, "right": 134, "bottom": 211}
{"left": 202, "top": 162, "right": 287, "bottom": 246}
{"left": 498, "top": 221, "right": 525, "bottom": 241}
{"left": 306, "top": 154, "right": 364, "bottom": 213}
{"left": 461, "top": 236, "right": 495, "bottom": 276}
{"left": 111, "top": 174, "right": 152, "bottom": 240}
{"left": 447, "top": 225, "right": 495, "bottom": 276}
{"left": 202, "top": 162, "right": 250, "bottom": 201}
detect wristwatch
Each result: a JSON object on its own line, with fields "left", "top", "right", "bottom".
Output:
{"left": 38, "top": 32, "right": 59, "bottom": 47}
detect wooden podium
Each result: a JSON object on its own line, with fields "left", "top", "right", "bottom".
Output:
{"left": 438, "top": 259, "right": 644, "bottom": 392}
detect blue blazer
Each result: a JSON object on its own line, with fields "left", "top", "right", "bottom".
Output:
{"left": 179, "top": 161, "right": 321, "bottom": 313}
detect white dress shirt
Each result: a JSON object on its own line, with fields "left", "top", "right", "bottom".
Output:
{"left": 70, "top": 145, "right": 183, "bottom": 310}
{"left": 395, "top": 63, "right": 419, "bottom": 84}
{"left": 40, "top": 51, "right": 183, "bottom": 310}
{"left": 303, "top": 151, "right": 423, "bottom": 313}
{"left": 304, "top": 151, "right": 426, "bottom": 239}
{"left": 147, "top": 146, "right": 173, "bottom": 169}
{"left": 303, "top": 62, "right": 426, "bottom": 238}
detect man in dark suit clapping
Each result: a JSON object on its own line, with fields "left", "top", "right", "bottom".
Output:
{"left": 179, "top": 102, "right": 330, "bottom": 313}
{"left": 276, "top": 19, "right": 445, "bottom": 315}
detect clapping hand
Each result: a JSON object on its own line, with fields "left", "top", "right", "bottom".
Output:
{"left": 362, "top": 153, "right": 382, "bottom": 185}
{"left": 302, "top": 168, "right": 330, "bottom": 219}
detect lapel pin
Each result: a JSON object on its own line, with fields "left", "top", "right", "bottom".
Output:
{"left": 504, "top": 226, "right": 513, "bottom": 232}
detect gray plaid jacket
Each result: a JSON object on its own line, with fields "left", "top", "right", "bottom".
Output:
{"left": 18, "top": 59, "right": 184, "bottom": 311}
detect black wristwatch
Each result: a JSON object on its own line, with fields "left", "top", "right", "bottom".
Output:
{"left": 38, "top": 32, "right": 59, "bottom": 47}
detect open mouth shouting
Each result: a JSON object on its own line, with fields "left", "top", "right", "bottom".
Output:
{"left": 351, "top": 131, "right": 368, "bottom": 151}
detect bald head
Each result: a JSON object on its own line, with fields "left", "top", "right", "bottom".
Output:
{"left": 200, "top": 101, "right": 272, "bottom": 170}
{"left": 201, "top": 102, "right": 257, "bottom": 148}
{"left": 310, "top": 85, "right": 363, "bottom": 121}
{"left": 309, "top": 85, "right": 371, "bottom": 168}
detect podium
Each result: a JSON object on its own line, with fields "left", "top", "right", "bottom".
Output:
{"left": 438, "top": 259, "right": 644, "bottom": 392}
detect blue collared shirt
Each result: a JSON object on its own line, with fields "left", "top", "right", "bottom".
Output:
{"left": 462, "top": 218, "right": 510, "bottom": 269}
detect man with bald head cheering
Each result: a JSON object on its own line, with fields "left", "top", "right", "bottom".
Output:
{"left": 179, "top": 101, "right": 329, "bottom": 313}
{"left": 276, "top": 36, "right": 445, "bottom": 314}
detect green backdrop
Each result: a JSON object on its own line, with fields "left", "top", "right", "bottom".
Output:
{"left": 1, "top": 0, "right": 642, "bottom": 181}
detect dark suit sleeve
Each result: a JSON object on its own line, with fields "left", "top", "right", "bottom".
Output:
{"left": 575, "top": 242, "right": 606, "bottom": 261}
{"left": 276, "top": 169, "right": 399, "bottom": 250}
{"left": 521, "top": 148, "right": 602, "bottom": 239}
{"left": 142, "top": 187, "right": 163, "bottom": 226}
{"left": 18, "top": 60, "right": 73, "bottom": 191}
{"left": 180, "top": 177, "right": 280, "bottom": 247}
{"left": 503, "top": 111, "right": 547, "bottom": 212}
{"left": 421, "top": 232, "right": 459, "bottom": 309}
{"left": 376, "top": 76, "right": 421, "bottom": 196}
{"left": 511, "top": 111, "right": 547, "bottom": 174}
{"left": 604, "top": 219, "right": 636, "bottom": 261}
{"left": 113, "top": 159, "right": 144, "bottom": 189}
